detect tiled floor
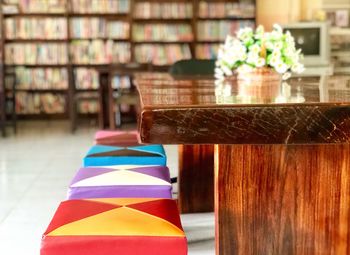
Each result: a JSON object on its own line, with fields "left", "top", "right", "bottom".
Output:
{"left": 0, "top": 121, "right": 214, "bottom": 255}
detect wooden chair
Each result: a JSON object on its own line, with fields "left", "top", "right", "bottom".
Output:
{"left": 169, "top": 59, "right": 216, "bottom": 76}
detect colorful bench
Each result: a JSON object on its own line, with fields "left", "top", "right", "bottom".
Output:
{"left": 94, "top": 130, "right": 139, "bottom": 146}
{"left": 41, "top": 198, "right": 187, "bottom": 255}
{"left": 67, "top": 165, "right": 172, "bottom": 199}
{"left": 83, "top": 144, "right": 167, "bottom": 167}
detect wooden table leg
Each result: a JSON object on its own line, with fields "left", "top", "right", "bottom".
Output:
{"left": 215, "top": 144, "right": 350, "bottom": 255}
{"left": 178, "top": 144, "right": 214, "bottom": 213}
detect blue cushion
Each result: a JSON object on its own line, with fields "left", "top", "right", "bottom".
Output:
{"left": 83, "top": 144, "right": 166, "bottom": 167}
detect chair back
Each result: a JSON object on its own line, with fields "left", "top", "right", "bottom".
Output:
{"left": 169, "top": 59, "right": 216, "bottom": 76}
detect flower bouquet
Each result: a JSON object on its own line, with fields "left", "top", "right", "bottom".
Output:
{"left": 215, "top": 24, "right": 305, "bottom": 83}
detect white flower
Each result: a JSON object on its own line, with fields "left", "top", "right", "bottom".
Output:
{"left": 269, "top": 56, "right": 281, "bottom": 66}
{"left": 264, "top": 40, "right": 274, "bottom": 50}
{"left": 291, "top": 63, "right": 305, "bottom": 74}
{"left": 249, "top": 44, "right": 261, "bottom": 54}
{"left": 255, "top": 25, "right": 265, "bottom": 39}
{"left": 247, "top": 52, "right": 259, "bottom": 65}
{"left": 275, "top": 61, "right": 289, "bottom": 74}
{"left": 255, "top": 58, "right": 266, "bottom": 67}
{"left": 237, "top": 64, "right": 254, "bottom": 74}
{"left": 271, "top": 49, "right": 281, "bottom": 58}
{"left": 237, "top": 27, "right": 254, "bottom": 45}
{"left": 274, "top": 41, "right": 283, "bottom": 50}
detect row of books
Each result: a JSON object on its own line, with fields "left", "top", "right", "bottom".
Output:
{"left": 15, "top": 0, "right": 66, "bottom": 13}
{"left": 112, "top": 76, "right": 131, "bottom": 89}
{"left": 133, "top": 24, "right": 193, "bottom": 42}
{"left": 71, "top": 0, "right": 129, "bottom": 14}
{"left": 75, "top": 70, "right": 131, "bottom": 90}
{"left": 134, "top": 2, "right": 192, "bottom": 19}
{"left": 198, "top": 1, "right": 255, "bottom": 18}
{"left": 5, "top": 43, "right": 68, "bottom": 65}
{"left": 70, "top": 18, "right": 129, "bottom": 39}
{"left": 70, "top": 40, "right": 131, "bottom": 64}
{"left": 134, "top": 44, "right": 191, "bottom": 66}
{"left": 197, "top": 20, "right": 255, "bottom": 41}
{"left": 14, "top": 67, "right": 68, "bottom": 89}
{"left": 15, "top": 92, "right": 66, "bottom": 114}
{"left": 5, "top": 18, "right": 67, "bottom": 39}
{"left": 77, "top": 100, "right": 98, "bottom": 114}
{"left": 75, "top": 68, "right": 99, "bottom": 89}
{"left": 195, "top": 44, "right": 220, "bottom": 59}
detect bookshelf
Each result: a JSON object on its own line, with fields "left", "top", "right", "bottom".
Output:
{"left": 0, "top": 0, "right": 256, "bottom": 128}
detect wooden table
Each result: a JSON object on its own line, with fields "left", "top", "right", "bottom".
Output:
{"left": 135, "top": 73, "right": 350, "bottom": 255}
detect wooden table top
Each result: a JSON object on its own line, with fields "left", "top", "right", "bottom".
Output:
{"left": 135, "top": 73, "right": 350, "bottom": 144}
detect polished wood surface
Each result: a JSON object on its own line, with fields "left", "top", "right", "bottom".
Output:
{"left": 135, "top": 74, "right": 350, "bottom": 144}
{"left": 178, "top": 145, "right": 214, "bottom": 213}
{"left": 135, "top": 73, "right": 350, "bottom": 255}
{"left": 215, "top": 144, "right": 350, "bottom": 255}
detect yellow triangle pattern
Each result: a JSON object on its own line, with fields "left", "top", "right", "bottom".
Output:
{"left": 48, "top": 207, "right": 184, "bottom": 237}
{"left": 87, "top": 198, "right": 160, "bottom": 206}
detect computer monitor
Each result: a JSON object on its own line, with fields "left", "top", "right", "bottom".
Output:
{"left": 283, "top": 22, "right": 331, "bottom": 67}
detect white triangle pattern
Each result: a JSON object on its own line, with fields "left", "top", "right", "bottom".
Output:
{"left": 71, "top": 170, "right": 171, "bottom": 187}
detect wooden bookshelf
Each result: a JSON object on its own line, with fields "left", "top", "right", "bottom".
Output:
{"left": 0, "top": 0, "right": 256, "bottom": 129}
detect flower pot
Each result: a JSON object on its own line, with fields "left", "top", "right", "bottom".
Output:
{"left": 237, "top": 67, "right": 282, "bottom": 84}
{"left": 235, "top": 67, "right": 282, "bottom": 103}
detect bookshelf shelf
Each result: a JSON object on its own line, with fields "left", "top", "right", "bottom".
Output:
{"left": 5, "top": 64, "right": 68, "bottom": 68}
{"left": 1, "top": 0, "right": 256, "bottom": 124}
{"left": 197, "top": 17, "right": 255, "bottom": 21}
{"left": 4, "top": 13, "right": 65, "bottom": 17}
{"left": 13, "top": 89, "right": 68, "bottom": 93}
{"left": 133, "top": 41, "right": 192, "bottom": 44}
{"left": 5, "top": 39, "right": 68, "bottom": 43}
{"left": 132, "top": 18, "right": 192, "bottom": 22}
{"left": 68, "top": 13, "right": 129, "bottom": 18}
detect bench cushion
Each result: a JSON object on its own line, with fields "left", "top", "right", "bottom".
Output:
{"left": 67, "top": 165, "right": 172, "bottom": 199}
{"left": 41, "top": 198, "right": 187, "bottom": 255}
{"left": 83, "top": 144, "right": 166, "bottom": 167}
{"left": 94, "top": 130, "right": 139, "bottom": 146}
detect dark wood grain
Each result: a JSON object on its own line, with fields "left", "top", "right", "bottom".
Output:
{"left": 178, "top": 144, "right": 214, "bottom": 213}
{"left": 215, "top": 144, "right": 350, "bottom": 255}
{"left": 140, "top": 106, "right": 350, "bottom": 144}
{"left": 135, "top": 73, "right": 350, "bottom": 145}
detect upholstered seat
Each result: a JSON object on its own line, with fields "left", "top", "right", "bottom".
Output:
{"left": 83, "top": 144, "right": 166, "bottom": 167}
{"left": 67, "top": 165, "right": 172, "bottom": 199}
{"left": 41, "top": 198, "right": 187, "bottom": 255}
{"left": 94, "top": 130, "right": 140, "bottom": 146}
